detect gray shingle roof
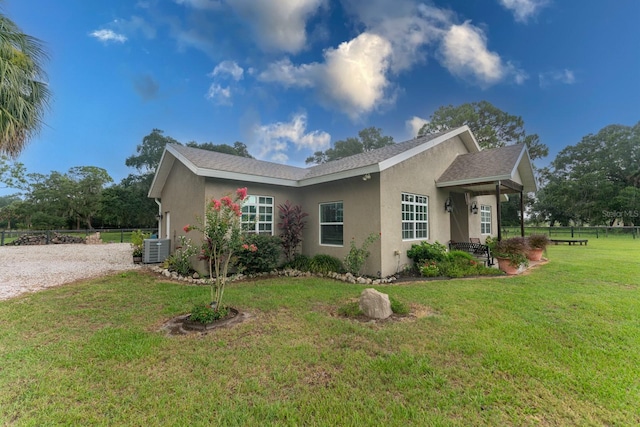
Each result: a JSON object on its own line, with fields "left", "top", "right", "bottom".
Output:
{"left": 436, "top": 144, "right": 526, "bottom": 184}
{"left": 302, "top": 131, "right": 448, "bottom": 179}
{"left": 170, "top": 144, "right": 308, "bottom": 180}
{"left": 170, "top": 130, "right": 451, "bottom": 182}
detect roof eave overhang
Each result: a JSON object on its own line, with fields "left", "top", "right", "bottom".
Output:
{"left": 148, "top": 148, "right": 175, "bottom": 199}
{"left": 149, "top": 126, "right": 486, "bottom": 196}
{"left": 378, "top": 126, "right": 480, "bottom": 173}
{"left": 299, "top": 165, "right": 381, "bottom": 187}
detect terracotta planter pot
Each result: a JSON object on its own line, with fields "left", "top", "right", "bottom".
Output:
{"left": 497, "top": 257, "right": 520, "bottom": 275}
{"left": 527, "top": 248, "right": 544, "bottom": 261}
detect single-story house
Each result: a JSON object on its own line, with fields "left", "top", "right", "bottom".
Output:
{"left": 148, "top": 126, "right": 537, "bottom": 277}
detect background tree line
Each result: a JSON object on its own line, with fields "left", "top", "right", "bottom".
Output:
{"left": 0, "top": 12, "right": 637, "bottom": 231}
{"left": 1, "top": 102, "right": 638, "bottom": 230}
{"left": 0, "top": 129, "right": 253, "bottom": 229}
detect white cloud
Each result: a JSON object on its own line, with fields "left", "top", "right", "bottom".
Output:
{"left": 210, "top": 60, "right": 244, "bottom": 81}
{"left": 115, "top": 16, "right": 157, "bottom": 40}
{"left": 439, "top": 21, "right": 526, "bottom": 86}
{"left": 259, "top": 32, "right": 393, "bottom": 120}
{"left": 259, "top": 59, "right": 317, "bottom": 88}
{"left": 341, "top": 1, "right": 449, "bottom": 74}
{"left": 253, "top": 113, "right": 331, "bottom": 162}
{"left": 89, "top": 29, "right": 127, "bottom": 43}
{"left": 406, "top": 116, "right": 429, "bottom": 138}
{"left": 174, "top": 0, "right": 223, "bottom": 10}
{"left": 539, "top": 69, "right": 576, "bottom": 88}
{"left": 498, "top": 0, "right": 548, "bottom": 23}
{"left": 320, "top": 33, "right": 393, "bottom": 118}
{"left": 206, "top": 84, "right": 232, "bottom": 105}
{"left": 226, "top": 0, "right": 325, "bottom": 53}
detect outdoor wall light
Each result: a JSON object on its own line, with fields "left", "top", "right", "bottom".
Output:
{"left": 362, "top": 173, "right": 371, "bottom": 181}
{"left": 470, "top": 201, "right": 478, "bottom": 215}
{"left": 444, "top": 197, "right": 453, "bottom": 213}
{"left": 156, "top": 213, "right": 163, "bottom": 220}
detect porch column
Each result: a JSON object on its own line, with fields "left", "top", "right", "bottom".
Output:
{"left": 520, "top": 191, "right": 525, "bottom": 237}
{"left": 496, "top": 181, "right": 502, "bottom": 241}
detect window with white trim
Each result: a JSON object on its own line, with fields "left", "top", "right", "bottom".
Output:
{"left": 242, "top": 195, "right": 274, "bottom": 235}
{"left": 402, "top": 193, "right": 428, "bottom": 240}
{"left": 319, "top": 201, "right": 343, "bottom": 245}
{"left": 480, "top": 205, "right": 492, "bottom": 235}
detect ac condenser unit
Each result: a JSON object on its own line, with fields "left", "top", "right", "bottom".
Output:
{"left": 143, "top": 238, "right": 171, "bottom": 264}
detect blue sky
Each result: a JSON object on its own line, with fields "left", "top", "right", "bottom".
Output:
{"left": 4, "top": 0, "right": 640, "bottom": 187}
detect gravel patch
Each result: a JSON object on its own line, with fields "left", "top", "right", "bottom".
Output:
{"left": 0, "top": 243, "right": 141, "bottom": 301}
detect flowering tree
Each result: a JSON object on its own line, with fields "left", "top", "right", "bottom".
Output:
{"left": 184, "top": 187, "right": 248, "bottom": 310}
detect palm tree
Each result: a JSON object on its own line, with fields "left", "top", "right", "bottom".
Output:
{"left": 0, "top": 12, "right": 51, "bottom": 157}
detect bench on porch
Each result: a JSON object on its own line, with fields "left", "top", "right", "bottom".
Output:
{"left": 449, "top": 240, "right": 494, "bottom": 266}
{"left": 550, "top": 239, "right": 588, "bottom": 246}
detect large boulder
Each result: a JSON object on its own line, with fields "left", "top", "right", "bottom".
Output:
{"left": 359, "top": 288, "right": 392, "bottom": 320}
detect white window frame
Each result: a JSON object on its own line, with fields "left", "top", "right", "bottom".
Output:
{"left": 242, "top": 195, "right": 274, "bottom": 235}
{"left": 480, "top": 204, "right": 492, "bottom": 235}
{"left": 402, "top": 193, "right": 429, "bottom": 241}
{"left": 319, "top": 201, "right": 343, "bottom": 246}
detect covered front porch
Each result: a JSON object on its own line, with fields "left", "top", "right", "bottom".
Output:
{"left": 436, "top": 143, "right": 538, "bottom": 242}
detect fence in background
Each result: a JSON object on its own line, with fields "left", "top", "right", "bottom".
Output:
{"left": 1, "top": 226, "right": 638, "bottom": 246}
{"left": 501, "top": 226, "right": 639, "bottom": 239}
{"left": 0, "top": 228, "right": 157, "bottom": 246}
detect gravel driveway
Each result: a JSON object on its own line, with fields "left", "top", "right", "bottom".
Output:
{"left": 0, "top": 243, "right": 141, "bottom": 301}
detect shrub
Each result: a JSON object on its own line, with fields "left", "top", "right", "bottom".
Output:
{"left": 284, "top": 253, "right": 311, "bottom": 271}
{"left": 420, "top": 261, "right": 441, "bottom": 277}
{"left": 189, "top": 304, "right": 228, "bottom": 324}
{"left": 166, "top": 235, "right": 198, "bottom": 276}
{"left": 309, "top": 254, "right": 344, "bottom": 274}
{"left": 278, "top": 201, "right": 308, "bottom": 263}
{"left": 447, "top": 250, "right": 474, "bottom": 262}
{"left": 344, "top": 233, "right": 380, "bottom": 275}
{"left": 437, "top": 262, "right": 466, "bottom": 278}
{"left": 407, "top": 241, "right": 448, "bottom": 264}
{"left": 236, "top": 234, "right": 282, "bottom": 274}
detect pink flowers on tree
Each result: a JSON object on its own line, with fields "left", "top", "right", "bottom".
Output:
{"left": 183, "top": 187, "right": 248, "bottom": 310}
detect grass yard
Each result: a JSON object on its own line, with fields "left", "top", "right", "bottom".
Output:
{"left": 1, "top": 238, "right": 639, "bottom": 425}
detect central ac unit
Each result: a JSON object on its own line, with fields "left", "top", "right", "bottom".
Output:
{"left": 143, "top": 238, "right": 171, "bottom": 264}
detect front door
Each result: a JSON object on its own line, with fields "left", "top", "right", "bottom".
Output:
{"left": 449, "top": 193, "right": 469, "bottom": 242}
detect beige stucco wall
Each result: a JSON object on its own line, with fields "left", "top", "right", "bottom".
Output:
{"left": 378, "top": 135, "right": 471, "bottom": 277}
{"left": 468, "top": 195, "right": 498, "bottom": 243}
{"left": 299, "top": 174, "right": 382, "bottom": 276}
{"left": 157, "top": 134, "right": 513, "bottom": 278}
{"left": 159, "top": 159, "right": 206, "bottom": 250}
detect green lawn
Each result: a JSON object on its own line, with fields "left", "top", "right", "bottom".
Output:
{"left": 1, "top": 238, "right": 639, "bottom": 425}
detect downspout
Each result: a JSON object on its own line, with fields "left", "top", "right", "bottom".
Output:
{"left": 155, "top": 198, "right": 162, "bottom": 238}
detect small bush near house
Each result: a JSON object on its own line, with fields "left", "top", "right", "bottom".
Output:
{"left": 344, "top": 233, "right": 380, "bottom": 276}
{"left": 236, "top": 234, "right": 282, "bottom": 274}
{"left": 419, "top": 249, "right": 502, "bottom": 279}
{"left": 283, "top": 253, "right": 311, "bottom": 271}
{"left": 278, "top": 201, "right": 309, "bottom": 263}
{"left": 308, "top": 254, "right": 344, "bottom": 275}
{"left": 407, "top": 241, "right": 448, "bottom": 264}
{"left": 420, "top": 261, "right": 441, "bottom": 277}
{"left": 166, "top": 235, "right": 198, "bottom": 276}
